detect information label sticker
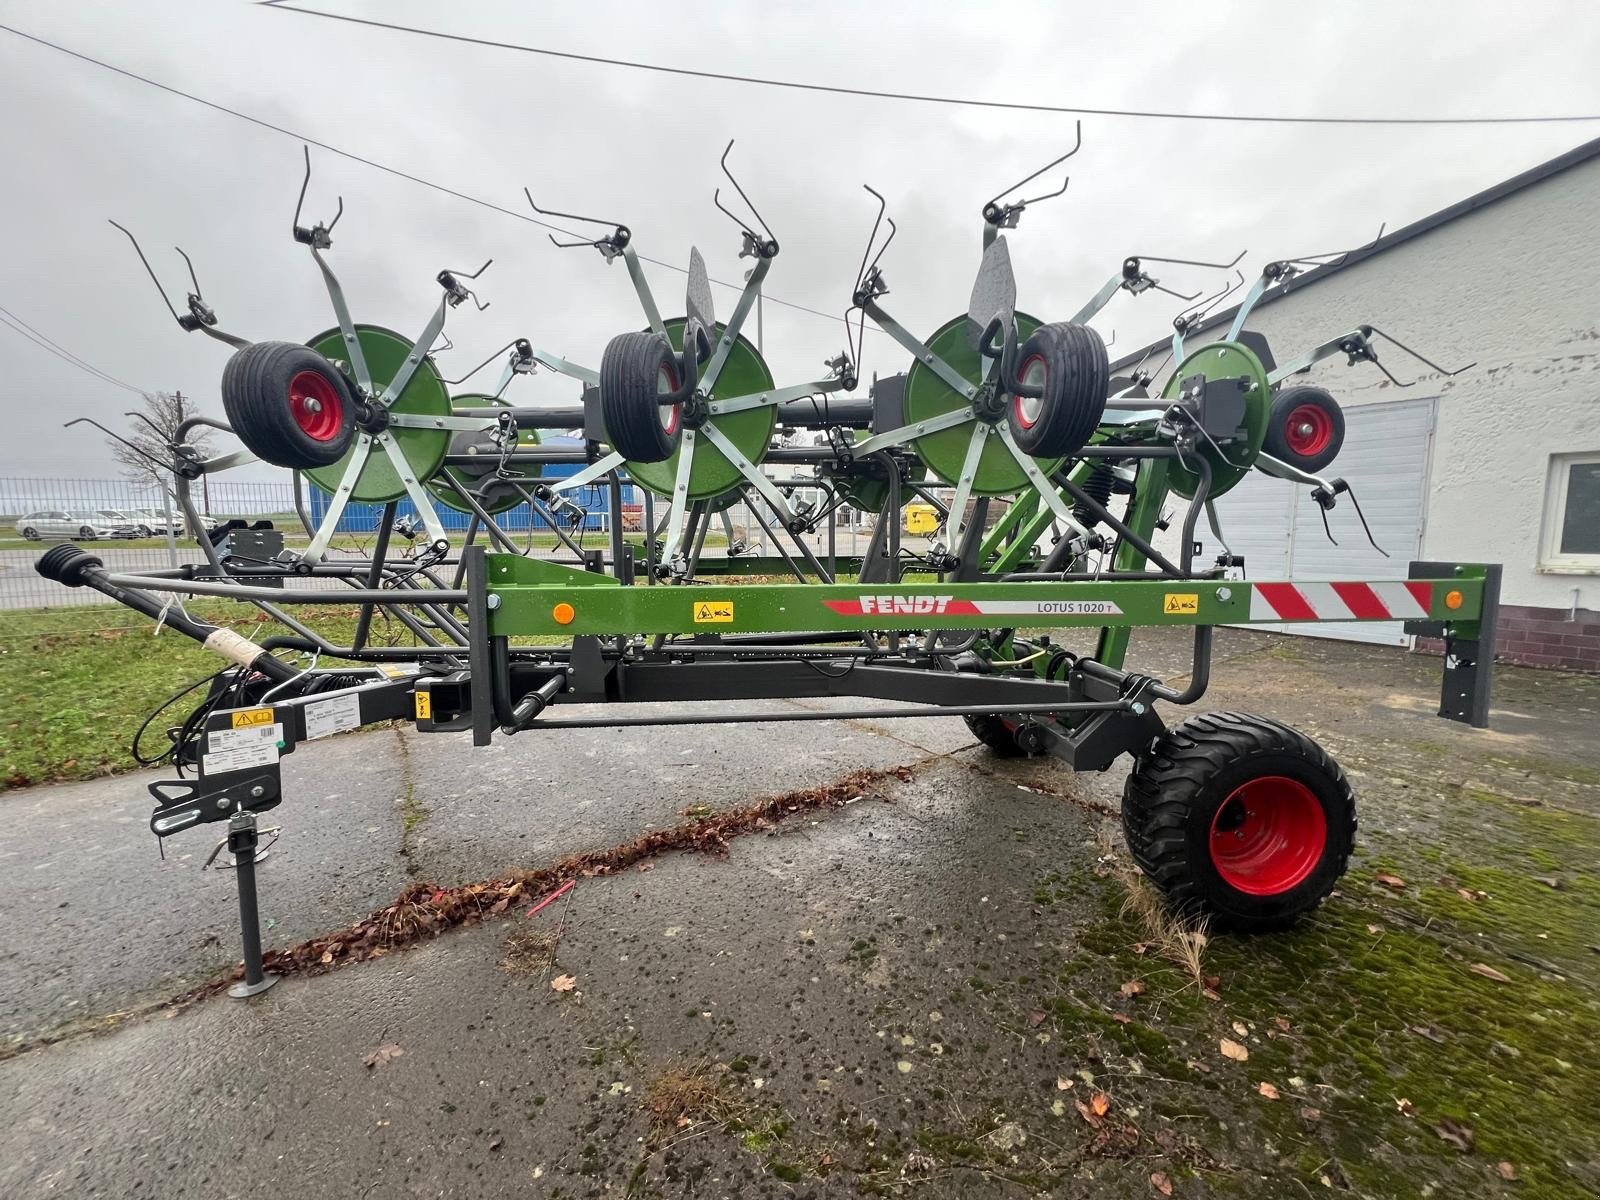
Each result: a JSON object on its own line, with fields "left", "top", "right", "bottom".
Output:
{"left": 230, "top": 707, "right": 274, "bottom": 730}
{"left": 414, "top": 690, "right": 432, "bottom": 720}
{"left": 205, "top": 723, "right": 281, "bottom": 774}
{"left": 694, "top": 601, "right": 734, "bottom": 624}
{"left": 1163, "top": 593, "right": 1200, "bottom": 615}
{"left": 304, "top": 692, "right": 362, "bottom": 741}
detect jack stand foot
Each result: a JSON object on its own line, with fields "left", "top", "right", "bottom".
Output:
{"left": 229, "top": 973, "right": 280, "bottom": 1000}
{"left": 225, "top": 809, "right": 278, "bottom": 1002}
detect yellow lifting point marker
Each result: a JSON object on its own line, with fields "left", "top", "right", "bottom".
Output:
{"left": 552, "top": 602, "right": 576, "bottom": 625}
{"left": 1445, "top": 589, "right": 1464, "bottom": 611}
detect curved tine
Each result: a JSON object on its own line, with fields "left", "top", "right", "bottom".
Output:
{"left": 440, "top": 339, "right": 518, "bottom": 386}
{"left": 866, "top": 216, "right": 897, "bottom": 282}
{"left": 522, "top": 186, "right": 626, "bottom": 231}
{"left": 1178, "top": 269, "right": 1246, "bottom": 325}
{"left": 1137, "top": 248, "right": 1248, "bottom": 271}
{"left": 125, "top": 410, "right": 169, "bottom": 440}
{"left": 712, "top": 186, "right": 758, "bottom": 240}
{"left": 984, "top": 119, "right": 1082, "bottom": 211}
{"left": 1149, "top": 280, "right": 1204, "bottom": 302}
{"left": 64, "top": 417, "right": 171, "bottom": 469}
{"left": 717, "top": 138, "right": 775, "bottom": 243}
{"left": 108, "top": 220, "right": 183, "bottom": 324}
{"left": 1366, "top": 324, "right": 1477, "bottom": 377}
{"left": 1286, "top": 222, "right": 1387, "bottom": 270}
{"left": 443, "top": 259, "right": 494, "bottom": 281}
{"left": 293, "top": 145, "right": 312, "bottom": 235}
{"left": 326, "top": 195, "right": 345, "bottom": 234}
{"left": 854, "top": 185, "right": 889, "bottom": 290}
{"left": 432, "top": 332, "right": 454, "bottom": 355}
{"left": 175, "top": 246, "right": 204, "bottom": 298}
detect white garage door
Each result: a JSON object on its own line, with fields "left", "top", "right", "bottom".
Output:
{"left": 1193, "top": 396, "right": 1437, "bottom": 646}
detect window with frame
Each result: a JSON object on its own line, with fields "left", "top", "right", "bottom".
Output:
{"left": 1540, "top": 451, "right": 1600, "bottom": 572}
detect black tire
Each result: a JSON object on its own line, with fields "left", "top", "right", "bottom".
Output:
{"left": 136, "top": 525, "right": 152, "bottom": 538}
{"left": 964, "top": 713, "right": 1026, "bottom": 757}
{"left": 1121, "top": 711, "right": 1355, "bottom": 932}
{"left": 1008, "top": 322, "right": 1109, "bottom": 457}
{"left": 1263, "top": 385, "right": 1344, "bottom": 473}
{"left": 20, "top": 527, "right": 38, "bottom": 541}
{"left": 599, "top": 331, "right": 682, "bottom": 463}
{"left": 77, "top": 526, "right": 96, "bottom": 540}
{"left": 221, "top": 341, "right": 358, "bottom": 470}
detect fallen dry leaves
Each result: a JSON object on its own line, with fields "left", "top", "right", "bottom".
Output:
{"left": 1257, "top": 1081, "right": 1281, "bottom": 1100}
{"left": 1496, "top": 1161, "right": 1518, "bottom": 1181}
{"left": 1091, "top": 1091, "right": 1111, "bottom": 1117}
{"left": 183, "top": 765, "right": 913, "bottom": 997}
{"left": 1149, "top": 1170, "right": 1174, "bottom": 1195}
{"left": 1469, "top": 962, "right": 1512, "bottom": 983}
{"left": 1433, "top": 1116, "right": 1475, "bottom": 1152}
{"left": 1120, "top": 979, "right": 1146, "bottom": 998}
{"left": 549, "top": 974, "right": 577, "bottom": 993}
{"left": 1220, "top": 1037, "right": 1249, "bottom": 1062}
{"left": 1375, "top": 871, "right": 1407, "bottom": 889}
{"left": 364, "top": 1043, "right": 404, "bottom": 1069}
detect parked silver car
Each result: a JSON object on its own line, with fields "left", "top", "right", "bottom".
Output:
{"left": 15, "top": 510, "right": 118, "bottom": 541}
{"left": 95, "top": 508, "right": 153, "bottom": 537}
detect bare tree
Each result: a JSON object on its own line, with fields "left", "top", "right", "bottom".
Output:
{"left": 109, "top": 390, "right": 214, "bottom": 478}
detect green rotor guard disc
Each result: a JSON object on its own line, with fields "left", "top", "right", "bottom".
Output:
{"left": 304, "top": 325, "right": 452, "bottom": 503}
{"left": 428, "top": 393, "right": 541, "bottom": 516}
{"left": 1160, "top": 340, "right": 1270, "bottom": 500}
{"left": 624, "top": 319, "right": 775, "bottom": 502}
{"left": 902, "top": 311, "right": 1062, "bottom": 496}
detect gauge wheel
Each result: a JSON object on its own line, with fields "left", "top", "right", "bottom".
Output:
{"left": 221, "top": 341, "right": 359, "bottom": 469}
{"left": 1008, "top": 321, "right": 1109, "bottom": 458}
{"left": 1264, "top": 385, "right": 1345, "bottom": 473}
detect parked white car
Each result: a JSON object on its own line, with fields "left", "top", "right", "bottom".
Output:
{"left": 95, "top": 508, "right": 153, "bottom": 537}
{"left": 15, "top": 510, "right": 118, "bottom": 541}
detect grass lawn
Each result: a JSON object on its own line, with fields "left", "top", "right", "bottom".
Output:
{"left": 0, "top": 602, "right": 423, "bottom": 791}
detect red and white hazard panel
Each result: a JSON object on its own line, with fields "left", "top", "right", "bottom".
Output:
{"left": 1249, "top": 581, "right": 1432, "bottom": 623}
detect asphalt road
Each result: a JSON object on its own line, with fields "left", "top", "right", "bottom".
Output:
{"left": 2, "top": 629, "right": 1596, "bottom": 1198}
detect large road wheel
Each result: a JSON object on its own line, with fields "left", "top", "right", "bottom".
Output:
{"left": 1121, "top": 711, "right": 1355, "bottom": 932}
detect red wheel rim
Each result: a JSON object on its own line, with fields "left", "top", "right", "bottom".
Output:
{"left": 1012, "top": 354, "right": 1046, "bottom": 429}
{"left": 657, "top": 362, "right": 681, "bottom": 436}
{"left": 1208, "top": 775, "right": 1327, "bottom": 896}
{"left": 1283, "top": 403, "right": 1333, "bottom": 457}
{"left": 287, "top": 370, "right": 344, "bottom": 442}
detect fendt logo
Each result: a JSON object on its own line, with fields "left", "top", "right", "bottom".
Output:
{"left": 858, "top": 594, "right": 955, "bottom": 615}
{"left": 823, "top": 595, "right": 977, "bottom": 617}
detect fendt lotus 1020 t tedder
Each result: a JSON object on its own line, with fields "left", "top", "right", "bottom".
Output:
{"left": 40, "top": 134, "right": 1495, "bottom": 996}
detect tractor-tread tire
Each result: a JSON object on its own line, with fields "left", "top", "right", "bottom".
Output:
{"left": 964, "top": 713, "right": 1026, "bottom": 757}
{"left": 1009, "top": 321, "right": 1109, "bottom": 458}
{"left": 1263, "top": 385, "right": 1344, "bottom": 473}
{"left": 599, "top": 331, "right": 681, "bottom": 463}
{"left": 1121, "top": 711, "right": 1355, "bottom": 932}
{"left": 221, "top": 341, "right": 358, "bottom": 470}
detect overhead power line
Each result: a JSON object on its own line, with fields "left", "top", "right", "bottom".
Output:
{"left": 0, "top": 22, "right": 859, "bottom": 334}
{"left": 0, "top": 304, "right": 147, "bottom": 393}
{"left": 264, "top": 4, "right": 1600, "bottom": 127}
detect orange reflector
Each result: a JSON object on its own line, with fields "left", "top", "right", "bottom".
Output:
{"left": 553, "top": 602, "right": 576, "bottom": 625}
{"left": 1445, "top": 589, "right": 1463, "bottom": 611}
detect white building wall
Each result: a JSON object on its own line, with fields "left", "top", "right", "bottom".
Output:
{"left": 1148, "top": 151, "right": 1600, "bottom": 611}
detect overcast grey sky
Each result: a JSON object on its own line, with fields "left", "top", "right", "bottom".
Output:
{"left": 2, "top": 0, "right": 1597, "bottom": 478}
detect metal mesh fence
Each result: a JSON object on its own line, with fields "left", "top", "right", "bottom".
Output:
{"left": 0, "top": 475, "right": 887, "bottom": 623}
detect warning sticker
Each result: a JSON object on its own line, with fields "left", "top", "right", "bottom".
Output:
{"left": 205, "top": 723, "right": 281, "bottom": 774}
{"left": 1163, "top": 593, "right": 1200, "bottom": 615}
{"left": 230, "top": 707, "right": 274, "bottom": 729}
{"left": 414, "top": 690, "right": 432, "bottom": 721}
{"left": 693, "top": 601, "right": 734, "bottom": 624}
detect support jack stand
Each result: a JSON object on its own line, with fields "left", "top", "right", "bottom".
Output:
{"left": 219, "top": 810, "right": 279, "bottom": 999}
